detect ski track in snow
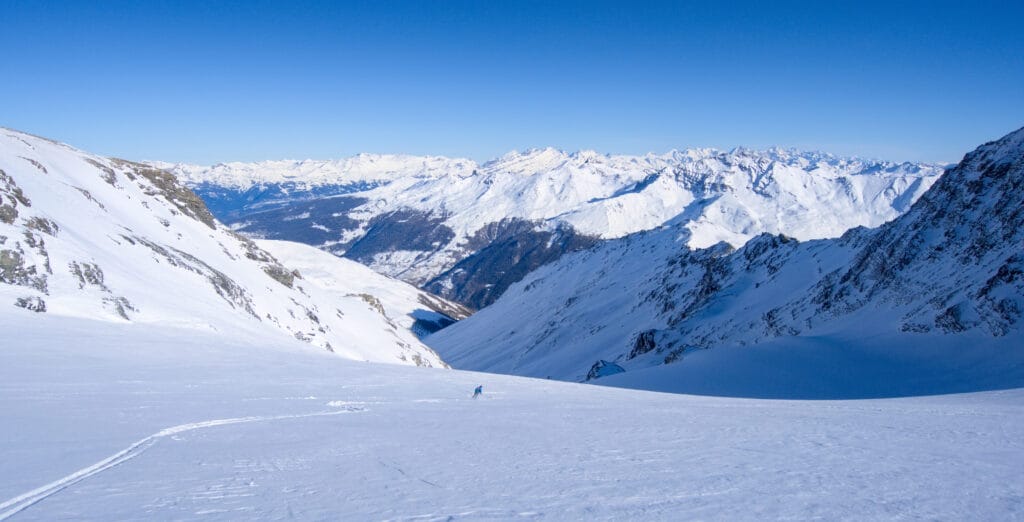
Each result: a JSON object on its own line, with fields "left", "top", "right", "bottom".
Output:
{"left": 3, "top": 317, "right": 1023, "bottom": 520}
{"left": 0, "top": 407, "right": 364, "bottom": 520}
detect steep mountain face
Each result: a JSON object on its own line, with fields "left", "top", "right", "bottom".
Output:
{"left": 157, "top": 148, "right": 943, "bottom": 308}
{"left": 425, "top": 128, "right": 1024, "bottom": 388}
{"left": 0, "top": 128, "right": 459, "bottom": 367}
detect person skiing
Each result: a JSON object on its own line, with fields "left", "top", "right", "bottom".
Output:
{"left": 472, "top": 385, "right": 483, "bottom": 399}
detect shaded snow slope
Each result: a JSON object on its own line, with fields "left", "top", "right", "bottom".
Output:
{"left": 2, "top": 314, "right": 1022, "bottom": 520}
{"left": 427, "top": 127, "right": 1024, "bottom": 394}
{"left": 162, "top": 147, "right": 942, "bottom": 307}
{"left": 0, "top": 127, "right": 448, "bottom": 367}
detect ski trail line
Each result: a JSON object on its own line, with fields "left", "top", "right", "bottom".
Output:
{"left": 0, "top": 408, "right": 362, "bottom": 520}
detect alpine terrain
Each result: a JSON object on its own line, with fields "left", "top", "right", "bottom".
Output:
{"left": 158, "top": 148, "right": 943, "bottom": 308}
{"left": 1, "top": 127, "right": 1021, "bottom": 521}
{"left": 0, "top": 127, "right": 464, "bottom": 367}
{"left": 426, "top": 127, "right": 1024, "bottom": 398}
{"left": 3, "top": 314, "right": 1022, "bottom": 520}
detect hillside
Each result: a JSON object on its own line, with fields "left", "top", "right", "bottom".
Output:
{"left": 2, "top": 313, "right": 1021, "bottom": 520}
{"left": 0, "top": 127, "right": 456, "bottom": 367}
{"left": 426, "top": 127, "right": 1024, "bottom": 397}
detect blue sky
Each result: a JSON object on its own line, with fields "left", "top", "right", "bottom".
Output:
{"left": 2, "top": 0, "right": 1022, "bottom": 164}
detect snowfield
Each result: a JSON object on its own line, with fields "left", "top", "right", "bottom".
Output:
{"left": 2, "top": 313, "right": 1022, "bottom": 520}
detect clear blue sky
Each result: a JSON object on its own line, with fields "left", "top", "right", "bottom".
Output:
{"left": 2, "top": 0, "right": 1022, "bottom": 164}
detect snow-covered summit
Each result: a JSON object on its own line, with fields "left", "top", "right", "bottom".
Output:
{"left": 152, "top": 153, "right": 478, "bottom": 189}
{"left": 0, "top": 127, "right": 461, "bottom": 366}
{"left": 163, "top": 146, "right": 943, "bottom": 241}
{"left": 164, "top": 145, "right": 944, "bottom": 308}
{"left": 426, "top": 127, "right": 1024, "bottom": 391}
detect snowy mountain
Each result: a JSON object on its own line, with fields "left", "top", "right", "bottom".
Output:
{"left": 157, "top": 147, "right": 943, "bottom": 308}
{"left": 0, "top": 127, "right": 462, "bottom": 367}
{"left": 426, "top": 127, "right": 1024, "bottom": 395}
{"left": 1, "top": 131, "right": 1019, "bottom": 521}
{"left": 256, "top": 239, "right": 470, "bottom": 338}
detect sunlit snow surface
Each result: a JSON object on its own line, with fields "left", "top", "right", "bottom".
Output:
{"left": 0, "top": 127, "right": 452, "bottom": 367}
{"left": 2, "top": 313, "right": 1022, "bottom": 520}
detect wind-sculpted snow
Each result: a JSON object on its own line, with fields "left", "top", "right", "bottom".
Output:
{"left": 1, "top": 315, "right": 1022, "bottom": 519}
{"left": 164, "top": 146, "right": 942, "bottom": 307}
{"left": 427, "top": 127, "right": 1024, "bottom": 396}
{"left": 0, "top": 127, "right": 455, "bottom": 367}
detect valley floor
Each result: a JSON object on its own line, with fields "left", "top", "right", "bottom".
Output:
{"left": 1, "top": 313, "right": 1022, "bottom": 520}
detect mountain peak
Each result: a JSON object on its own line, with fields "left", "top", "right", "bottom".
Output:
{"left": 961, "top": 125, "right": 1024, "bottom": 169}
{"left": 427, "top": 126, "right": 1024, "bottom": 394}
{"left": 180, "top": 136, "right": 945, "bottom": 309}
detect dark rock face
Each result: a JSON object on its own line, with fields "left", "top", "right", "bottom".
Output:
{"left": 642, "top": 241, "right": 735, "bottom": 331}
{"left": 69, "top": 261, "right": 106, "bottom": 290}
{"left": 628, "top": 329, "right": 658, "bottom": 359}
{"left": 425, "top": 219, "right": 600, "bottom": 309}
{"left": 14, "top": 296, "right": 46, "bottom": 312}
{"left": 113, "top": 159, "right": 218, "bottom": 229}
{"left": 0, "top": 168, "right": 31, "bottom": 225}
{"left": 1, "top": 241, "right": 49, "bottom": 293}
{"left": 586, "top": 360, "right": 626, "bottom": 381}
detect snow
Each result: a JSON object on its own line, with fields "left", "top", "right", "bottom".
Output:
{"left": 600, "top": 332, "right": 1024, "bottom": 399}
{"left": 162, "top": 146, "right": 944, "bottom": 285}
{"left": 2, "top": 313, "right": 1023, "bottom": 520}
{"left": 256, "top": 239, "right": 469, "bottom": 336}
{"left": 0, "top": 127, "right": 451, "bottom": 367}
{"left": 427, "top": 127, "right": 1024, "bottom": 388}
{"left": 2, "top": 128, "right": 1022, "bottom": 519}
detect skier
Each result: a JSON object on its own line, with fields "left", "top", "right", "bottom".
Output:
{"left": 472, "top": 385, "right": 483, "bottom": 399}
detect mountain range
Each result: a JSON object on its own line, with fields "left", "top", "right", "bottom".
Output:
{"left": 426, "top": 127, "right": 1024, "bottom": 398}
{"left": 5, "top": 125, "right": 1020, "bottom": 399}
{"left": 156, "top": 148, "right": 944, "bottom": 308}
{"left": 2, "top": 125, "right": 1021, "bottom": 520}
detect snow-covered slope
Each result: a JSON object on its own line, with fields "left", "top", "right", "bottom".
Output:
{"left": 0, "top": 127, "right": 456, "bottom": 367}
{"left": 426, "top": 127, "right": 1024, "bottom": 394}
{"left": 256, "top": 239, "right": 471, "bottom": 338}
{"left": 161, "top": 147, "right": 943, "bottom": 308}
{"left": 2, "top": 313, "right": 1022, "bottom": 520}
